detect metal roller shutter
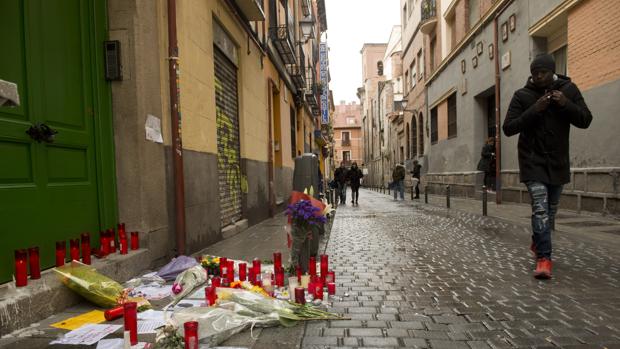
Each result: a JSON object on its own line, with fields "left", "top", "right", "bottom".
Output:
{"left": 214, "top": 47, "right": 242, "bottom": 227}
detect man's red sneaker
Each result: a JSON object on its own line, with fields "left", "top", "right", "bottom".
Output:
{"left": 534, "top": 258, "right": 552, "bottom": 279}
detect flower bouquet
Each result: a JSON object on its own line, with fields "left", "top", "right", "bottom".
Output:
{"left": 200, "top": 255, "right": 221, "bottom": 276}
{"left": 285, "top": 197, "right": 327, "bottom": 272}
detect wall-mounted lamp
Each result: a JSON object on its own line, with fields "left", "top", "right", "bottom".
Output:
{"left": 299, "top": 17, "right": 315, "bottom": 42}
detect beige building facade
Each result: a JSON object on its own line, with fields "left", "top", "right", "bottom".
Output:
{"left": 333, "top": 101, "right": 363, "bottom": 168}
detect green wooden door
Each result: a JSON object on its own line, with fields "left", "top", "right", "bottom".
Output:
{"left": 0, "top": 1, "right": 115, "bottom": 283}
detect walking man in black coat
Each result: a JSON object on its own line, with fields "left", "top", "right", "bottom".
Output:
{"left": 503, "top": 54, "right": 592, "bottom": 279}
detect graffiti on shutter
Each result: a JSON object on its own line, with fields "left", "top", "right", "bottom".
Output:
{"left": 214, "top": 48, "right": 242, "bottom": 227}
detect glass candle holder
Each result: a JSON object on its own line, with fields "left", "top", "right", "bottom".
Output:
{"left": 28, "top": 246, "right": 41, "bottom": 279}
{"left": 104, "top": 306, "right": 124, "bottom": 321}
{"left": 205, "top": 286, "right": 217, "bottom": 306}
{"left": 220, "top": 264, "right": 228, "bottom": 282}
{"left": 320, "top": 254, "right": 328, "bottom": 281}
{"left": 183, "top": 321, "right": 199, "bottom": 349}
{"left": 238, "top": 262, "right": 247, "bottom": 281}
{"left": 118, "top": 223, "right": 126, "bottom": 237}
{"left": 294, "top": 287, "right": 306, "bottom": 304}
{"left": 314, "top": 282, "right": 324, "bottom": 300}
{"left": 55, "top": 241, "right": 66, "bottom": 267}
{"left": 107, "top": 228, "right": 116, "bottom": 253}
{"left": 81, "top": 233, "right": 91, "bottom": 265}
{"left": 70, "top": 239, "right": 80, "bottom": 261}
{"left": 14, "top": 249, "right": 28, "bottom": 287}
{"left": 296, "top": 265, "right": 302, "bottom": 283}
{"left": 327, "top": 282, "right": 336, "bottom": 296}
{"left": 123, "top": 302, "right": 138, "bottom": 345}
{"left": 211, "top": 276, "right": 221, "bottom": 288}
{"left": 273, "top": 251, "right": 282, "bottom": 271}
{"left": 227, "top": 260, "right": 235, "bottom": 283}
{"left": 130, "top": 231, "right": 139, "bottom": 250}
{"left": 219, "top": 257, "right": 227, "bottom": 276}
{"left": 248, "top": 267, "right": 256, "bottom": 285}
{"left": 308, "top": 256, "right": 316, "bottom": 276}
{"left": 252, "top": 258, "right": 261, "bottom": 275}
{"left": 325, "top": 270, "right": 335, "bottom": 283}
{"left": 275, "top": 269, "right": 284, "bottom": 287}
{"left": 119, "top": 233, "right": 128, "bottom": 255}
{"left": 99, "top": 231, "right": 108, "bottom": 256}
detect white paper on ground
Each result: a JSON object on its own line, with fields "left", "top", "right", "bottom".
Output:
{"left": 96, "top": 338, "right": 149, "bottom": 349}
{"left": 131, "top": 282, "right": 172, "bottom": 300}
{"left": 137, "top": 309, "right": 165, "bottom": 322}
{"left": 137, "top": 320, "right": 165, "bottom": 334}
{"left": 50, "top": 324, "right": 122, "bottom": 346}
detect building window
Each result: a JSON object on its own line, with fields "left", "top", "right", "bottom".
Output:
{"left": 552, "top": 45, "right": 567, "bottom": 76}
{"left": 410, "top": 60, "right": 416, "bottom": 88}
{"left": 418, "top": 112, "right": 424, "bottom": 155}
{"left": 447, "top": 93, "right": 457, "bottom": 138}
{"left": 346, "top": 117, "right": 355, "bottom": 125}
{"left": 411, "top": 118, "right": 417, "bottom": 157}
{"left": 341, "top": 131, "right": 350, "bottom": 146}
{"left": 290, "top": 107, "right": 296, "bottom": 158}
{"left": 429, "top": 36, "right": 437, "bottom": 72}
{"left": 417, "top": 49, "right": 423, "bottom": 80}
{"left": 430, "top": 106, "right": 438, "bottom": 144}
{"left": 343, "top": 150, "right": 351, "bottom": 164}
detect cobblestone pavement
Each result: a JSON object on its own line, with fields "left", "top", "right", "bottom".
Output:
{"left": 302, "top": 189, "right": 620, "bottom": 349}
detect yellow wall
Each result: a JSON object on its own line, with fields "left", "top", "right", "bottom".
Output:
{"left": 176, "top": 0, "right": 270, "bottom": 162}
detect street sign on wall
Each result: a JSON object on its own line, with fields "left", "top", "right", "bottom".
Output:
{"left": 319, "top": 42, "right": 329, "bottom": 125}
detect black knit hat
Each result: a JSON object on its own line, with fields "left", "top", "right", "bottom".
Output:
{"left": 530, "top": 54, "right": 555, "bottom": 73}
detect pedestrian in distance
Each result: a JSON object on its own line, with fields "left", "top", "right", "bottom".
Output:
{"left": 503, "top": 53, "right": 592, "bottom": 279}
{"left": 411, "top": 160, "right": 422, "bottom": 199}
{"left": 334, "top": 162, "right": 349, "bottom": 205}
{"left": 476, "top": 137, "right": 496, "bottom": 191}
{"left": 391, "top": 162, "right": 406, "bottom": 200}
{"left": 347, "top": 162, "right": 363, "bottom": 205}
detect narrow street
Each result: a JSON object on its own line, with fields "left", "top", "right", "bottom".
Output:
{"left": 302, "top": 189, "right": 620, "bottom": 349}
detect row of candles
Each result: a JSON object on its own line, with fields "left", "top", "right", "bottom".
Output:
{"left": 204, "top": 252, "right": 336, "bottom": 306}
{"left": 13, "top": 223, "right": 140, "bottom": 287}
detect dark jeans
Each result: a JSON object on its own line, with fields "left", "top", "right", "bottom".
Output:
{"left": 337, "top": 182, "right": 347, "bottom": 203}
{"left": 526, "top": 181, "right": 563, "bottom": 259}
{"left": 393, "top": 180, "right": 404, "bottom": 200}
{"left": 351, "top": 186, "right": 360, "bottom": 203}
{"left": 413, "top": 178, "right": 420, "bottom": 198}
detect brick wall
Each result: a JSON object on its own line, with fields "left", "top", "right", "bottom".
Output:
{"left": 568, "top": 0, "right": 620, "bottom": 91}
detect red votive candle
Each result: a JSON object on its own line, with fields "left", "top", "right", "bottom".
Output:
{"left": 55, "top": 241, "right": 66, "bottom": 267}
{"left": 227, "top": 260, "right": 235, "bottom": 283}
{"left": 98, "top": 231, "right": 107, "bottom": 256}
{"left": 130, "top": 231, "right": 139, "bottom": 250}
{"left": 309, "top": 256, "right": 316, "bottom": 276}
{"left": 15, "top": 249, "right": 28, "bottom": 287}
{"left": 107, "top": 228, "right": 116, "bottom": 253}
{"left": 296, "top": 265, "right": 302, "bottom": 283}
{"left": 248, "top": 267, "right": 256, "bottom": 285}
{"left": 238, "top": 262, "right": 247, "bottom": 281}
{"left": 123, "top": 302, "right": 138, "bottom": 345}
{"left": 119, "top": 233, "right": 128, "bottom": 254}
{"left": 294, "top": 287, "right": 306, "bottom": 304}
{"left": 275, "top": 269, "right": 284, "bottom": 287}
{"left": 253, "top": 258, "right": 261, "bottom": 276}
{"left": 81, "top": 233, "right": 91, "bottom": 265}
{"left": 70, "top": 239, "right": 80, "bottom": 261}
{"left": 205, "top": 286, "right": 217, "bottom": 306}
{"left": 183, "top": 321, "right": 199, "bottom": 349}
{"left": 28, "top": 247, "right": 41, "bottom": 279}
{"left": 219, "top": 257, "right": 227, "bottom": 276}
{"left": 320, "top": 254, "right": 328, "bottom": 280}
{"left": 104, "top": 306, "right": 124, "bottom": 321}
{"left": 326, "top": 270, "right": 335, "bottom": 283}
{"left": 327, "top": 282, "right": 336, "bottom": 296}
{"left": 273, "top": 251, "right": 282, "bottom": 271}
{"left": 211, "top": 276, "right": 221, "bottom": 287}
{"left": 118, "top": 223, "right": 126, "bottom": 238}
{"left": 314, "top": 282, "right": 324, "bottom": 300}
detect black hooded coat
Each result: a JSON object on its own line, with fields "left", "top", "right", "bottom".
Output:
{"left": 503, "top": 75, "right": 592, "bottom": 185}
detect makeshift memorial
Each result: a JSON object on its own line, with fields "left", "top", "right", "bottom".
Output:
{"left": 54, "top": 261, "right": 151, "bottom": 310}
{"left": 286, "top": 199, "right": 327, "bottom": 273}
{"left": 157, "top": 256, "right": 199, "bottom": 281}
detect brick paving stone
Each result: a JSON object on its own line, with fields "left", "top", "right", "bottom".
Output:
{"left": 411, "top": 330, "right": 450, "bottom": 340}
{"left": 349, "top": 328, "right": 383, "bottom": 337}
{"left": 449, "top": 323, "right": 488, "bottom": 332}
{"left": 330, "top": 320, "right": 364, "bottom": 328}
{"left": 402, "top": 337, "right": 429, "bottom": 348}
{"left": 466, "top": 341, "right": 492, "bottom": 349}
{"left": 433, "top": 315, "right": 468, "bottom": 324}
{"left": 447, "top": 332, "right": 471, "bottom": 341}
{"left": 323, "top": 328, "right": 345, "bottom": 336}
{"left": 361, "top": 337, "right": 400, "bottom": 347}
{"left": 343, "top": 337, "right": 360, "bottom": 347}
{"left": 547, "top": 336, "right": 584, "bottom": 346}
{"left": 507, "top": 336, "right": 552, "bottom": 347}
{"left": 429, "top": 340, "right": 470, "bottom": 349}
{"left": 390, "top": 321, "right": 425, "bottom": 329}
{"left": 425, "top": 323, "right": 450, "bottom": 331}
{"left": 385, "top": 328, "right": 410, "bottom": 337}
{"left": 302, "top": 336, "right": 338, "bottom": 346}
{"left": 366, "top": 321, "right": 389, "bottom": 328}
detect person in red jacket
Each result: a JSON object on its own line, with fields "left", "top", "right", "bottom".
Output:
{"left": 503, "top": 54, "right": 592, "bottom": 279}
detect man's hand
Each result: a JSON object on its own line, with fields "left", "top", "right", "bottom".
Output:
{"left": 535, "top": 92, "right": 552, "bottom": 112}
{"left": 550, "top": 90, "right": 568, "bottom": 107}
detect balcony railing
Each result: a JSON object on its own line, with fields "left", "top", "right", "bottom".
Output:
{"left": 287, "top": 43, "right": 306, "bottom": 90}
{"left": 269, "top": 26, "right": 296, "bottom": 64}
{"left": 305, "top": 68, "right": 319, "bottom": 110}
{"left": 420, "top": 0, "right": 438, "bottom": 35}
{"left": 341, "top": 139, "right": 351, "bottom": 146}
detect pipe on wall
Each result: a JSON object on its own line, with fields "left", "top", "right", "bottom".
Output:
{"left": 493, "top": 0, "right": 514, "bottom": 205}
{"left": 167, "top": 0, "right": 187, "bottom": 255}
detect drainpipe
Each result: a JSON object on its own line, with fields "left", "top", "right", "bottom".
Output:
{"left": 493, "top": 0, "right": 514, "bottom": 205}
{"left": 167, "top": 0, "right": 186, "bottom": 254}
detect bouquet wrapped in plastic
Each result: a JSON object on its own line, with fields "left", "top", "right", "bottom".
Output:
{"left": 170, "top": 265, "right": 207, "bottom": 304}
{"left": 156, "top": 255, "right": 199, "bottom": 281}
{"left": 54, "top": 261, "right": 150, "bottom": 310}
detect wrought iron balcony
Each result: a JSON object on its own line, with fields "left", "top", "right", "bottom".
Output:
{"left": 420, "top": 0, "right": 438, "bottom": 35}
{"left": 287, "top": 64, "right": 305, "bottom": 90}
{"left": 305, "top": 68, "right": 319, "bottom": 109}
{"left": 269, "top": 25, "right": 296, "bottom": 64}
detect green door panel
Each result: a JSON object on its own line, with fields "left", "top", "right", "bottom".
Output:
{"left": 0, "top": 0, "right": 116, "bottom": 283}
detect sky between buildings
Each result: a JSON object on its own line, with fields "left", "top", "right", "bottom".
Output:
{"left": 325, "top": 0, "right": 401, "bottom": 104}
